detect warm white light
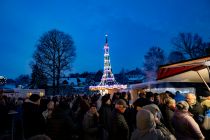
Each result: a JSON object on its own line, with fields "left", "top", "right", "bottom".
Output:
{"left": 89, "top": 35, "right": 127, "bottom": 92}
{"left": 204, "top": 61, "right": 210, "bottom": 66}
{"left": 40, "top": 92, "right": 44, "bottom": 97}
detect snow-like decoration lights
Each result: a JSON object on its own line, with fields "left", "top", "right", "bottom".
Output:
{"left": 0, "top": 76, "right": 7, "bottom": 85}
{"left": 89, "top": 35, "right": 127, "bottom": 91}
{"left": 89, "top": 84, "right": 127, "bottom": 91}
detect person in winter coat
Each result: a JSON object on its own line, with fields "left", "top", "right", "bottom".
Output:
{"left": 42, "top": 101, "right": 55, "bottom": 120}
{"left": 163, "top": 98, "right": 176, "bottom": 134}
{"left": 22, "top": 94, "right": 45, "bottom": 139}
{"left": 98, "top": 94, "right": 112, "bottom": 136}
{"left": 45, "top": 102, "right": 75, "bottom": 140}
{"left": 172, "top": 101, "right": 205, "bottom": 140}
{"left": 131, "top": 109, "right": 173, "bottom": 140}
{"left": 142, "top": 104, "right": 176, "bottom": 140}
{"left": 83, "top": 103, "right": 100, "bottom": 140}
{"left": 110, "top": 99, "right": 129, "bottom": 140}
{"left": 185, "top": 93, "right": 204, "bottom": 125}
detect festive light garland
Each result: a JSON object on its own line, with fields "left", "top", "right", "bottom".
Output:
{"left": 0, "top": 76, "right": 7, "bottom": 85}
{"left": 89, "top": 35, "right": 127, "bottom": 91}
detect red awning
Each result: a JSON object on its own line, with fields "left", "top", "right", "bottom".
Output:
{"left": 157, "top": 65, "right": 204, "bottom": 80}
{"left": 157, "top": 56, "right": 210, "bottom": 83}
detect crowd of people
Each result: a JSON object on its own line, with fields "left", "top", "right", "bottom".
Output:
{"left": 0, "top": 90, "right": 210, "bottom": 140}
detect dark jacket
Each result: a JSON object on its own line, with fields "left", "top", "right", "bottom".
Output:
{"left": 99, "top": 104, "right": 112, "bottom": 132}
{"left": 188, "top": 101, "right": 204, "bottom": 125}
{"left": 83, "top": 111, "right": 99, "bottom": 140}
{"left": 23, "top": 100, "right": 45, "bottom": 139}
{"left": 110, "top": 108, "right": 129, "bottom": 140}
{"left": 163, "top": 106, "right": 175, "bottom": 134}
{"left": 45, "top": 107, "right": 75, "bottom": 140}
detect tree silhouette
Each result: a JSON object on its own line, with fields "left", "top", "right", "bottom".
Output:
{"left": 167, "top": 51, "right": 186, "bottom": 64}
{"left": 172, "top": 33, "right": 208, "bottom": 59}
{"left": 30, "top": 63, "right": 48, "bottom": 89}
{"left": 32, "top": 29, "right": 76, "bottom": 95}
{"left": 144, "top": 46, "right": 165, "bottom": 81}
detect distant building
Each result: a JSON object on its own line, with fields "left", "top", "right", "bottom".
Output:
{"left": 126, "top": 69, "right": 143, "bottom": 84}
{"left": 60, "top": 77, "right": 87, "bottom": 87}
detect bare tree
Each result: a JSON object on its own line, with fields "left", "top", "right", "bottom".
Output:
{"left": 32, "top": 29, "right": 76, "bottom": 95}
{"left": 171, "top": 33, "right": 207, "bottom": 59}
{"left": 167, "top": 51, "right": 186, "bottom": 64}
{"left": 144, "top": 46, "right": 165, "bottom": 81}
{"left": 203, "top": 42, "right": 210, "bottom": 55}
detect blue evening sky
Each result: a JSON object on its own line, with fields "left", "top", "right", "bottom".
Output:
{"left": 0, "top": 0, "right": 210, "bottom": 79}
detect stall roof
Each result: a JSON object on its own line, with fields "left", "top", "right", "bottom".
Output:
{"left": 157, "top": 56, "right": 210, "bottom": 83}
{"left": 130, "top": 81, "right": 205, "bottom": 89}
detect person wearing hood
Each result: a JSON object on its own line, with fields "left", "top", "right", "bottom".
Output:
{"left": 131, "top": 109, "right": 173, "bottom": 140}
{"left": 142, "top": 104, "right": 176, "bottom": 139}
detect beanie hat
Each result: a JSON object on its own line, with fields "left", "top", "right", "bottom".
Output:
{"left": 101, "top": 94, "right": 110, "bottom": 104}
{"left": 29, "top": 94, "right": 41, "bottom": 102}
{"left": 116, "top": 99, "right": 128, "bottom": 108}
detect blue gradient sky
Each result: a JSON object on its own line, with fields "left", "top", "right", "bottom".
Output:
{"left": 0, "top": 0, "right": 210, "bottom": 79}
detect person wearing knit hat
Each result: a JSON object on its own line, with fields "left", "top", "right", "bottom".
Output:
{"left": 172, "top": 101, "right": 205, "bottom": 140}
{"left": 110, "top": 99, "right": 129, "bottom": 140}
{"left": 101, "top": 94, "right": 111, "bottom": 105}
{"left": 83, "top": 101, "right": 99, "bottom": 140}
{"left": 115, "top": 99, "right": 128, "bottom": 108}
{"left": 131, "top": 109, "right": 173, "bottom": 140}
{"left": 29, "top": 94, "right": 41, "bottom": 104}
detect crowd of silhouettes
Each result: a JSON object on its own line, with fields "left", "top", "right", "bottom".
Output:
{"left": 0, "top": 90, "right": 210, "bottom": 140}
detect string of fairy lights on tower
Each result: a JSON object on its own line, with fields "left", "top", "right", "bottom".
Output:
{"left": 99, "top": 34, "right": 118, "bottom": 86}
{"left": 89, "top": 34, "right": 127, "bottom": 91}
{"left": 0, "top": 76, "right": 7, "bottom": 85}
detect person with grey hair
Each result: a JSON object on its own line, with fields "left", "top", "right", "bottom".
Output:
{"left": 172, "top": 101, "right": 205, "bottom": 140}
{"left": 185, "top": 93, "right": 204, "bottom": 125}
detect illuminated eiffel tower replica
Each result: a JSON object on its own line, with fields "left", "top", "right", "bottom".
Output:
{"left": 89, "top": 35, "right": 127, "bottom": 93}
